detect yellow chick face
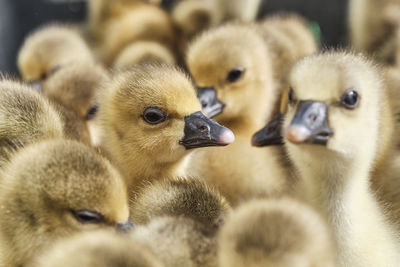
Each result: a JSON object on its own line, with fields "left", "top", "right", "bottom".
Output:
{"left": 187, "top": 24, "right": 273, "bottom": 125}
{"left": 17, "top": 24, "right": 93, "bottom": 82}
{"left": 41, "top": 62, "right": 110, "bottom": 145}
{"left": 100, "top": 64, "right": 234, "bottom": 183}
{"left": 282, "top": 52, "right": 382, "bottom": 159}
{"left": 42, "top": 62, "right": 109, "bottom": 122}
{"left": 0, "top": 140, "right": 131, "bottom": 266}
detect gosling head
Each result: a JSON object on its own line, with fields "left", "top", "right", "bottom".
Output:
{"left": 17, "top": 24, "right": 93, "bottom": 84}
{"left": 100, "top": 64, "right": 234, "bottom": 181}
{"left": 0, "top": 139, "right": 131, "bottom": 266}
{"left": 282, "top": 52, "right": 382, "bottom": 162}
{"left": 187, "top": 24, "right": 274, "bottom": 127}
{"left": 41, "top": 62, "right": 110, "bottom": 145}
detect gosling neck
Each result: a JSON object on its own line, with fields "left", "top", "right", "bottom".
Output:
{"left": 292, "top": 146, "right": 399, "bottom": 266}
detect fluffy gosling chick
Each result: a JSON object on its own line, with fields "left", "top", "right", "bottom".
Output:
{"left": 17, "top": 24, "right": 93, "bottom": 83}
{"left": 41, "top": 62, "right": 110, "bottom": 146}
{"left": 0, "top": 139, "right": 131, "bottom": 267}
{"left": 34, "top": 230, "right": 164, "bottom": 267}
{"left": 219, "top": 198, "right": 337, "bottom": 267}
{"left": 131, "top": 178, "right": 230, "bottom": 267}
{"left": 98, "top": 3, "right": 176, "bottom": 65}
{"left": 99, "top": 64, "right": 234, "bottom": 191}
{"left": 0, "top": 79, "right": 64, "bottom": 161}
{"left": 186, "top": 23, "right": 287, "bottom": 205}
{"left": 282, "top": 51, "right": 400, "bottom": 266}
{"left": 113, "top": 41, "right": 176, "bottom": 68}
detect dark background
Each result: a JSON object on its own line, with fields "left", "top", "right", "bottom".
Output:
{"left": 0, "top": 0, "right": 348, "bottom": 75}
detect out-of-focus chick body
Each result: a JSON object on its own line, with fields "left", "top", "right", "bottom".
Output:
{"left": 0, "top": 79, "right": 64, "bottom": 162}
{"left": 130, "top": 178, "right": 230, "bottom": 267}
{"left": 219, "top": 198, "right": 337, "bottom": 267}
{"left": 0, "top": 139, "right": 130, "bottom": 267}
{"left": 34, "top": 230, "right": 164, "bottom": 267}
{"left": 18, "top": 24, "right": 93, "bottom": 82}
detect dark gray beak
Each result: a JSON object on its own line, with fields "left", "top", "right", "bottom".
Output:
{"left": 284, "top": 101, "right": 333, "bottom": 146}
{"left": 197, "top": 87, "right": 225, "bottom": 118}
{"left": 116, "top": 221, "right": 134, "bottom": 233}
{"left": 252, "top": 114, "right": 284, "bottom": 147}
{"left": 179, "top": 111, "right": 234, "bottom": 149}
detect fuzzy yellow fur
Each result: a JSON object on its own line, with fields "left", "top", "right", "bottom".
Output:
{"left": 284, "top": 51, "right": 400, "bottom": 266}
{"left": 0, "top": 79, "right": 64, "bottom": 161}
{"left": 349, "top": 0, "right": 400, "bottom": 63}
{"left": 17, "top": 24, "right": 93, "bottom": 81}
{"left": 42, "top": 62, "right": 110, "bottom": 146}
{"left": 130, "top": 178, "right": 230, "bottom": 267}
{"left": 34, "top": 230, "right": 164, "bottom": 267}
{"left": 187, "top": 23, "right": 297, "bottom": 205}
{"left": 98, "top": 64, "right": 202, "bottom": 191}
{"left": 0, "top": 139, "right": 129, "bottom": 267}
{"left": 219, "top": 198, "right": 337, "bottom": 267}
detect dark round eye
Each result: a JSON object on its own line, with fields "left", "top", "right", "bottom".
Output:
{"left": 142, "top": 107, "right": 166, "bottom": 125}
{"left": 226, "top": 67, "right": 245, "bottom": 83}
{"left": 288, "top": 87, "right": 295, "bottom": 104}
{"left": 341, "top": 90, "right": 359, "bottom": 109}
{"left": 85, "top": 105, "right": 98, "bottom": 120}
{"left": 72, "top": 210, "right": 104, "bottom": 224}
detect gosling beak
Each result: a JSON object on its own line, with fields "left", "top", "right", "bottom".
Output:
{"left": 197, "top": 87, "right": 225, "bottom": 118}
{"left": 252, "top": 114, "right": 284, "bottom": 147}
{"left": 116, "top": 221, "right": 134, "bottom": 233}
{"left": 27, "top": 80, "right": 42, "bottom": 92}
{"left": 180, "top": 111, "right": 234, "bottom": 149}
{"left": 284, "top": 101, "right": 333, "bottom": 146}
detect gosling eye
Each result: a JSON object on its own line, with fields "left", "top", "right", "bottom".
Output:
{"left": 142, "top": 107, "right": 167, "bottom": 125}
{"left": 72, "top": 210, "right": 104, "bottom": 224}
{"left": 85, "top": 105, "right": 98, "bottom": 120}
{"left": 340, "top": 89, "right": 359, "bottom": 109}
{"left": 288, "top": 87, "right": 295, "bottom": 104}
{"left": 226, "top": 67, "right": 245, "bottom": 83}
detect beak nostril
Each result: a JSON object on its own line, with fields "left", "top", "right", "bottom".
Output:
{"left": 199, "top": 125, "right": 209, "bottom": 132}
{"left": 308, "top": 114, "right": 317, "bottom": 122}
